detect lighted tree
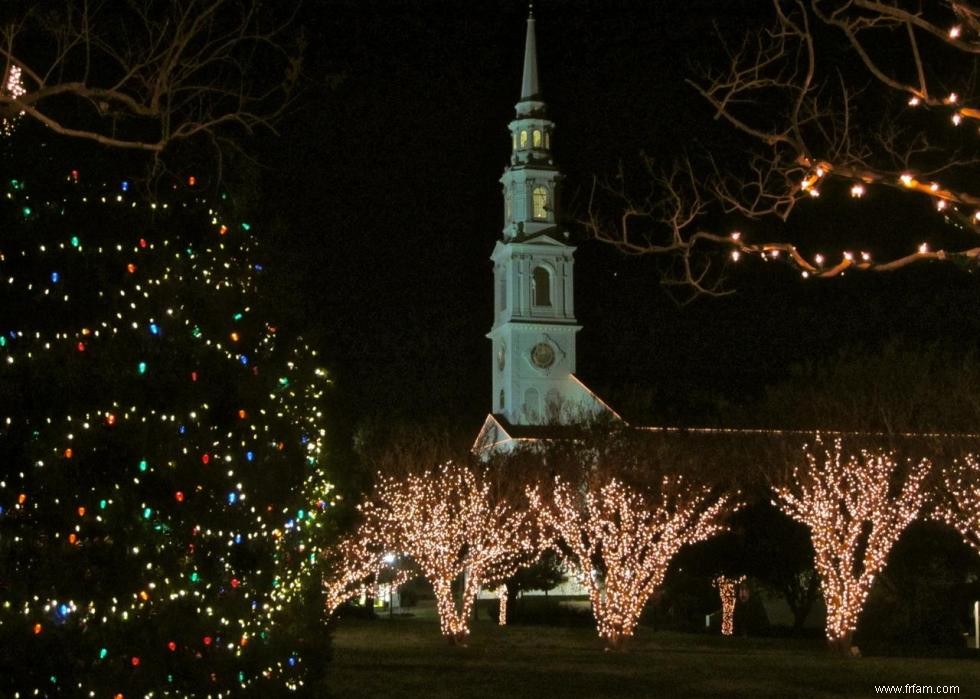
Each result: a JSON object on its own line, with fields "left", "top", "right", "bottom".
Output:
{"left": 773, "top": 438, "right": 931, "bottom": 652}
{"left": 714, "top": 575, "right": 745, "bottom": 636}
{"left": 937, "top": 454, "right": 980, "bottom": 554}
{"left": 324, "top": 462, "right": 537, "bottom": 643}
{"left": 0, "top": 140, "right": 335, "bottom": 694}
{"left": 532, "top": 475, "right": 738, "bottom": 649}
{"left": 322, "top": 518, "right": 413, "bottom": 616}
{"left": 589, "top": 0, "right": 980, "bottom": 295}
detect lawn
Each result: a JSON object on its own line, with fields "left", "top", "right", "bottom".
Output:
{"left": 328, "top": 614, "right": 980, "bottom": 698}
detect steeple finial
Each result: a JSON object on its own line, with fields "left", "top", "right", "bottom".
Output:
{"left": 520, "top": 7, "right": 540, "bottom": 101}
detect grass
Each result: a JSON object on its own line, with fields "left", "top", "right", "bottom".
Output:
{"left": 328, "top": 614, "right": 980, "bottom": 698}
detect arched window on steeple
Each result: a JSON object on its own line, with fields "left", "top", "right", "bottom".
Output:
{"left": 520, "top": 130, "right": 528, "bottom": 148}
{"left": 532, "top": 186, "right": 548, "bottom": 220}
{"left": 545, "top": 131, "right": 550, "bottom": 149}
{"left": 532, "top": 266, "right": 552, "bottom": 307}
{"left": 512, "top": 133, "right": 517, "bottom": 150}
{"left": 533, "top": 129, "right": 542, "bottom": 147}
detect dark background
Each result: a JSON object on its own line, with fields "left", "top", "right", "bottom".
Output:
{"left": 255, "top": 0, "right": 980, "bottom": 435}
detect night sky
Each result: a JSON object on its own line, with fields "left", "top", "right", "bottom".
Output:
{"left": 256, "top": 0, "right": 980, "bottom": 434}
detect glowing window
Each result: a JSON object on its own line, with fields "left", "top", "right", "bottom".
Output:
{"left": 532, "top": 266, "right": 552, "bottom": 306}
{"left": 520, "top": 130, "right": 528, "bottom": 148}
{"left": 532, "top": 186, "right": 548, "bottom": 220}
{"left": 512, "top": 133, "right": 517, "bottom": 150}
{"left": 533, "top": 129, "right": 542, "bottom": 147}
{"left": 505, "top": 191, "right": 512, "bottom": 221}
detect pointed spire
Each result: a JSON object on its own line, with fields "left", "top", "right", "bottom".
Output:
{"left": 520, "top": 4, "right": 540, "bottom": 102}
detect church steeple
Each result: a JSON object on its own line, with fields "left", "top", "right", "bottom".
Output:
{"left": 502, "top": 7, "right": 560, "bottom": 242}
{"left": 520, "top": 9, "right": 540, "bottom": 105}
{"left": 478, "top": 9, "right": 614, "bottom": 445}
{"left": 487, "top": 10, "right": 587, "bottom": 427}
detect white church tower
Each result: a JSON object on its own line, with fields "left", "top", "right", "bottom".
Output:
{"left": 477, "top": 9, "right": 614, "bottom": 451}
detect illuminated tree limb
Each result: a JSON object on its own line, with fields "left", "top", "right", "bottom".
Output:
{"left": 588, "top": 1, "right": 980, "bottom": 296}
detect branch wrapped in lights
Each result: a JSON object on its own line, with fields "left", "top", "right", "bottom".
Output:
{"left": 1, "top": 64, "right": 25, "bottom": 135}
{"left": 773, "top": 438, "right": 931, "bottom": 651}
{"left": 588, "top": 1, "right": 980, "bottom": 296}
{"left": 936, "top": 453, "right": 980, "bottom": 554}
{"left": 531, "top": 474, "right": 739, "bottom": 649}
{"left": 323, "top": 462, "right": 537, "bottom": 643}
{"left": 322, "top": 522, "right": 413, "bottom": 615}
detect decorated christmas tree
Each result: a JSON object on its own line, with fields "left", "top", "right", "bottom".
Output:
{"left": 0, "top": 128, "right": 336, "bottom": 695}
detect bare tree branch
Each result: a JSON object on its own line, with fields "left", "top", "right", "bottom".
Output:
{"left": 0, "top": 0, "right": 301, "bottom": 162}
{"left": 589, "top": 0, "right": 980, "bottom": 295}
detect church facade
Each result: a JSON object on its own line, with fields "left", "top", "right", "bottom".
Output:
{"left": 475, "top": 12, "right": 615, "bottom": 454}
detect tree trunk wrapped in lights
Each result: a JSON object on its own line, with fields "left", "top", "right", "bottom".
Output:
{"left": 773, "top": 438, "right": 931, "bottom": 653}
{"left": 496, "top": 584, "right": 509, "bottom": 626}
{"left": 714, "top": 575, "right": 745, "bottom": 636}
{"left": 324, "top": 462, "right": 537, "bottom": 643}
{"left": 937, "top": 454, "right": 980, "bottom": 554}
{"left": 532, "top": 475, "right": 739, "bottom": 650}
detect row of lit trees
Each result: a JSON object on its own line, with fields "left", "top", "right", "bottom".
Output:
{"left": 322, "top": 433, "right": 980, "bottom": 652}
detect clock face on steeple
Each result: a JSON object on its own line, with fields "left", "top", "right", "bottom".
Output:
{"left": 531, "top": 342, "right": 555, "bottom": 368}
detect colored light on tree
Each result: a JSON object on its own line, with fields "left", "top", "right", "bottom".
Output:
{"left": 0, "top": 166, "right": 335, "bottom": 693}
